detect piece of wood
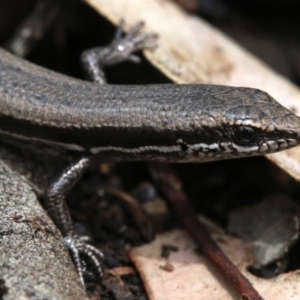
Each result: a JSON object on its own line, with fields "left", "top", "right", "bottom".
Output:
{"left": 0, "top": 146, "right": 88, "bottom": 300}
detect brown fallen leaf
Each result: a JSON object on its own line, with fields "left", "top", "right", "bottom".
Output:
{"left": 129, "top": 225, "right": 300, "bottom": 300}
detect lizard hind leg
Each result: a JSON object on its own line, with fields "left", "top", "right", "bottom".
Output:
{"left": 52, "top": 20, "right": 158, "bottom": 287}
{"left": 45, "top": 156, "right": 103, "bottom": 288}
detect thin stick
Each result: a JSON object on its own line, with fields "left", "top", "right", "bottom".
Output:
{"left": 149, "top": 163, "right": 264, "bottom": 300}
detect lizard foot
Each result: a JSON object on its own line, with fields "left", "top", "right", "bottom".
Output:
{"left": 110, "top": 19, "right": 158, "bottom": 63}
{"left": 81, "top": 20, "right": 158, "bottom": 83}
{"left": 64, "top": 235, "right": 104, "bottom": 288}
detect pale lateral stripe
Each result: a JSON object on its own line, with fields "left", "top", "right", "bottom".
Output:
{"left": 0, "top": 129, "right": 295, "bottom": 157}
{"left": 90, "top": 145, "right": 182, "bottom": 154}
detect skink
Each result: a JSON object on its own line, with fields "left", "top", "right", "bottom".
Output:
{"left": 1, "top": 22, "right": 300, "bottom": 286}
{"left": 1, "top": 46, "right": 300, "bottom": 162}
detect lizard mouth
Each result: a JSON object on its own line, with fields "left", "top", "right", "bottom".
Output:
{"left": 181, "top": 136, "right": 299, "bottom": 162}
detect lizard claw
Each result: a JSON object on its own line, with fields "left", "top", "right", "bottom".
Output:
{"left": 104, "top": 20, "right": 158, "bottom": 65}
{"left": 114, "top": 19, "right": 158, "bottom": 53}
{"left": 64, "top": 235, "right": 104, "bottom": 288}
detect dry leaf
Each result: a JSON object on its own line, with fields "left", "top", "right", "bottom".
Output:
{"left": 130, "top": 225, "right": 300, "bottom": 300}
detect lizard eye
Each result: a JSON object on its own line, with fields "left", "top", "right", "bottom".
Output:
{"left": 234, "top": 126, "right": 255, "bottom": 144}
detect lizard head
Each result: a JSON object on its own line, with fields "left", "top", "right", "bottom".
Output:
{"left": 179, "top": 86, "right": 300, "bottom": 162}
{"left": 219, "top": 88, "right": 300, "bottom": 157}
